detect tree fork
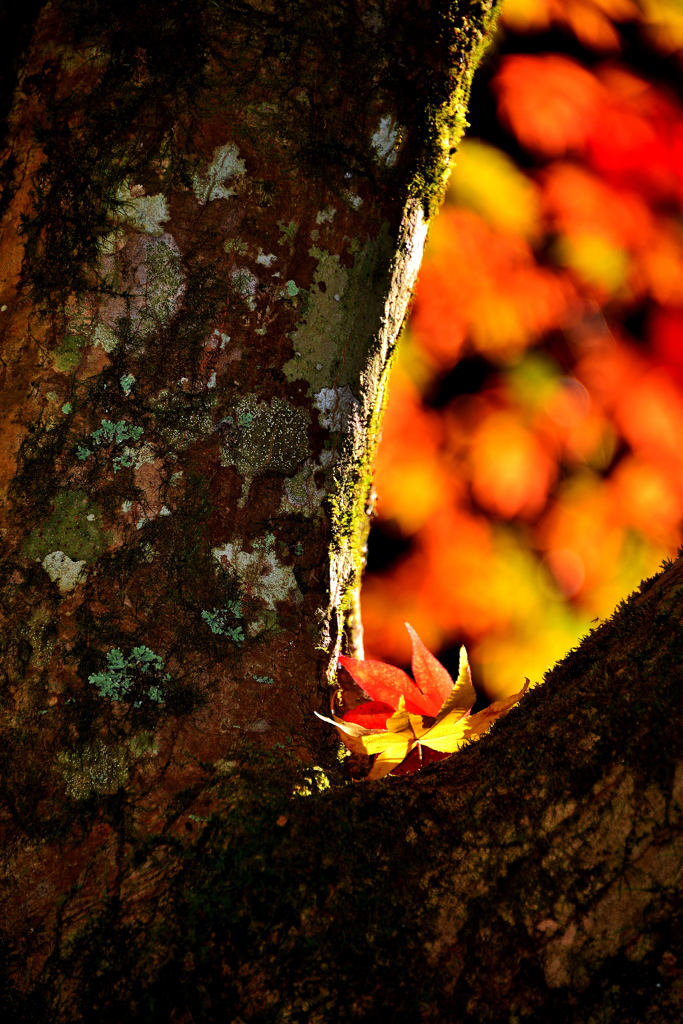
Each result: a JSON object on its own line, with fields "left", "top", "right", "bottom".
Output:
{"left": 4, "top": 2, "right": 681, "bottom": 1021}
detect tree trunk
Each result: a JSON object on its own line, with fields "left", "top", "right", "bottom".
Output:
{"left": 3, "top": 2, "right": 682, "bottom": 1021}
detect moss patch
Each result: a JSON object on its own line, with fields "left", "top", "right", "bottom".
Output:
{"left": 57, "top": 739, "right": 130, "bottom": 799}
{"left": 53, "top": 333, "right": 87, "bottom": 373}
{"left": 22, "top": 489, "right": 108, "bottom": 563}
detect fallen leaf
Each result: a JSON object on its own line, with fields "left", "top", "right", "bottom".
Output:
{"left": 317, "top": 623, "right": 528, "bottom": 780}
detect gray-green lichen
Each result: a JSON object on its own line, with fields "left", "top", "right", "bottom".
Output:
{"left": 138, "top": 234, "right": 186, "bottom": 333}
{"left": 201, "top": 604, "right": 244, "bottom": 643}
{"left": 77, "top": 418, "right": 144, "bottom": 472}
{"left": 88, "top": 646, "right": 168, "bottom": 703}
{"left": 371, "top": 114, "right": 402, "bottom": 167}
{"left": 279, "top": 457, "right": 329, "bottom": 517}
{"left": 57, "top": 303, "right": 119, "bottom": 366}
{"left": 23, "top": 490, "right": 108, "bottom": 564}
{"left": 315, "top": 206, "right": 336, "bottom": 224}
{"left": 92, "top": 321, "right": 119, "bottom": 352}
{"left": 231, "top": 266, "right": 258, "bottom": 311}
{"left": 193, "top": 141, "right": 246, "bottom": 204}
{"left": 115, "top": 183, "right": 170, "bottom": 236}
{"left": 282, "top": 227, "right": 393, "bottom": 394}
{"left": 219, "top": 395, "right": 310, "bottom": 505}
{"left": 225, "top": 238, "right": 249, "bottom": 256}
{"left": 313, "top": 385, "right": 360, "bottom": 433}
{"left": 341, "top": 189, "right": 363, "bottom": 210}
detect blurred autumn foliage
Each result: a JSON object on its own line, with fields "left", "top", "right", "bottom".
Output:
{"left": 361, "top": 0, "right": 683, "bottom": 700}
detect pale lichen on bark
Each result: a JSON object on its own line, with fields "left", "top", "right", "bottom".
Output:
{"left": 0, "top": 0, "right": 517, "bottom": 1013}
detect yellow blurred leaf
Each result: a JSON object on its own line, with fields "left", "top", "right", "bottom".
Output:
{"left": 448, "top": 140, "right": 541, "bottom": 239}
{"left": 554, "top": 231, "right": 629, "bottom": 294}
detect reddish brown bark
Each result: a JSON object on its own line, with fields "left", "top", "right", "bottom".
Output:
{"left": 0, "top": 0, "right": 498, "bottom": 1008}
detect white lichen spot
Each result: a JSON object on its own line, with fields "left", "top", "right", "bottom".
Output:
{"left": 256, "top": 249, "right": 277, "bottom": 267}
{"left": 193, "top": 141, "right": 246, "bottom": 204}
{"left": 232, "top": 267, "right": 258, "bottom": 311}
{"left": 313, "top": 385, "right": 361, "bottom": 433}
{"left": 41, "top": 550, "right": 87, "bottom": 593}
{"left": 246, "top": 719, "right": 271, "bottom": 733}
{"left": 118, "top": 185, "right": 170, "bottom": 235}
{"left": 316, "top": 206, "right": 336, "bottom": 224}
{"left": 207, "top": 371, "right": 217, "bottom": 389}
{"left": 212, "top": 534, "right": 302, "bottom": 610}
{"left": 92, "top": 321, "right": 119, "bottom": 353}
{"left": 104, "top": 182, "right": 170, "bottom": 239}
{"left": 341, "top": 188, "right": 363, "bottom": 210}
{"left": 372, "top": 114, "right": 402, "bottom": 167}
{"left": 159, "top": 506, "right": 171, "bottom": 516}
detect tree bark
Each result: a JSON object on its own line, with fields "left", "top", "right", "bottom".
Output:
{"left": 3, "top": 2, "right": 682, "bottom": 1021}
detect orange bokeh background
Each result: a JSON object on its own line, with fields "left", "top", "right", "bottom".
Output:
{"left": 361, "top": 0, "right": 683, "bottom": 699}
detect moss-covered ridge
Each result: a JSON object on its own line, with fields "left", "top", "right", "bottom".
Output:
{"left": 3, "top": 555, "right": 683, "bottom": 1022}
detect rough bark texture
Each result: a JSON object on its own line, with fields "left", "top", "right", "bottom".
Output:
{"left": 4, "top": 2, "right": 681, "bottom": 1021}
{"left": 0, "top": 0, "right": 500, "bottom": 1015}
{"left": 5, "top": 544, "right": 683, "bottom": 1023}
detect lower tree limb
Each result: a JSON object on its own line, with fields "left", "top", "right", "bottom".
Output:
{"left": 3, "top": 554, "right": 683, "bottom": 1021}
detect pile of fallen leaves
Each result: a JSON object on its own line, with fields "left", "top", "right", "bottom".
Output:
{"left": 318, "top": 624, "right": 528, "bottom": 781}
